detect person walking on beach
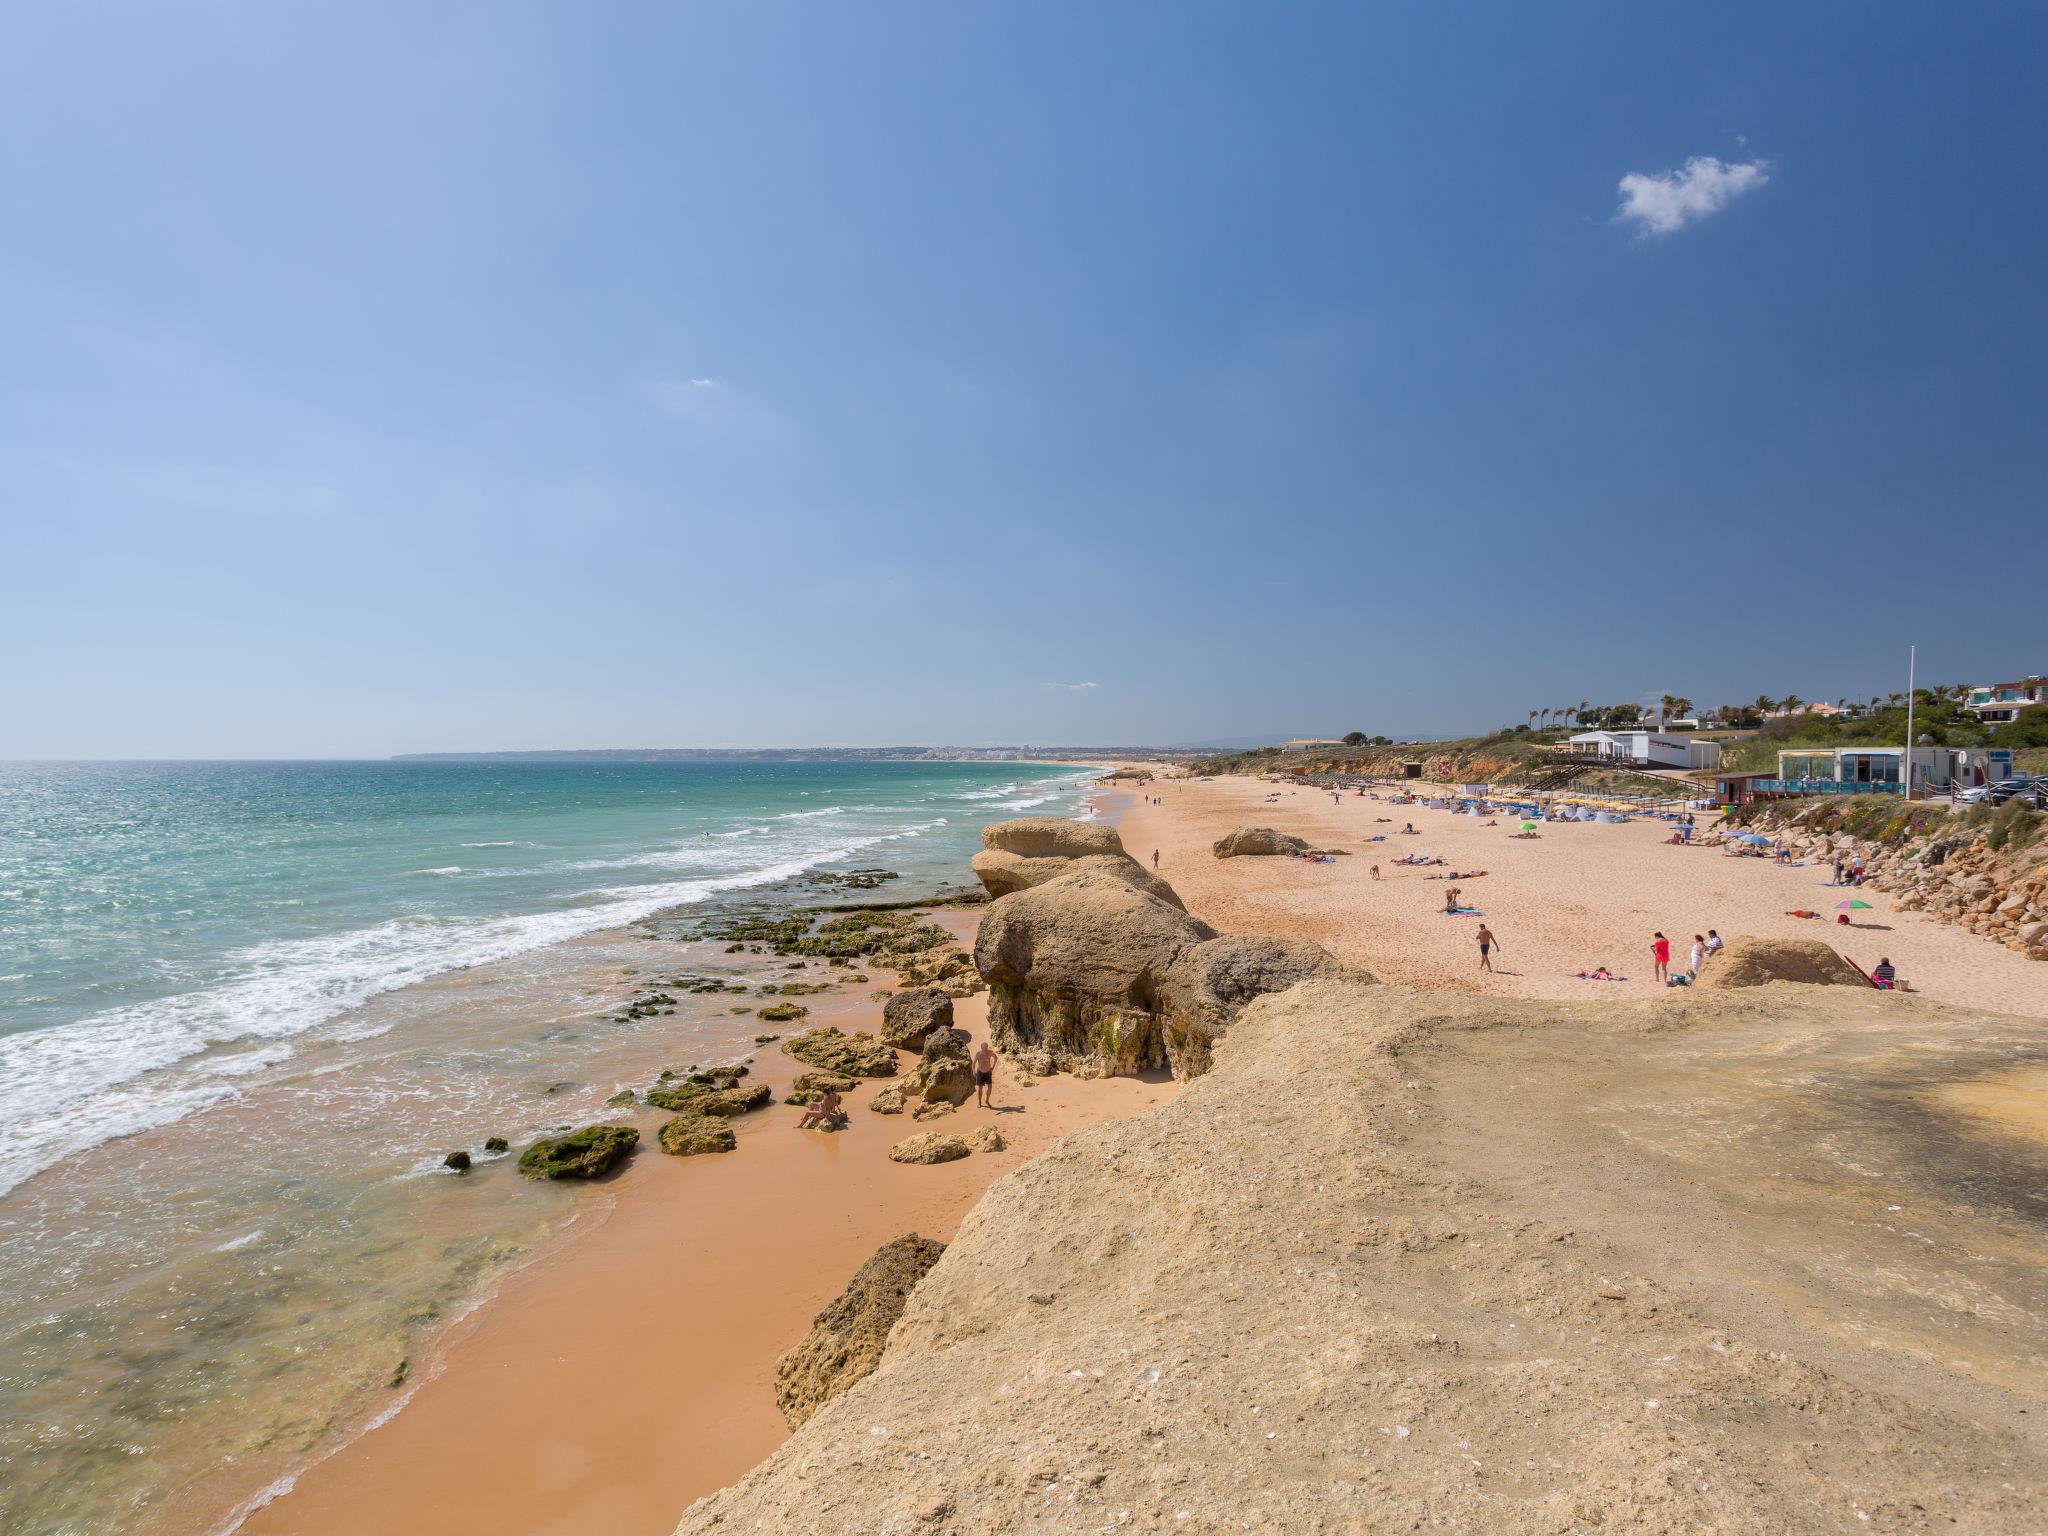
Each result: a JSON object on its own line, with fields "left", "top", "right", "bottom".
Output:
{"left": 1651, "top": 932, "right": 1671, "bottom": 985}
{"left": 1152, "top": 848, "right": 1160, "bottom": 870}
{"left": 972, "top": 1040, "right": 996, "bottom": 1107}
{"left": 1476, "top": 923, "right": 1498, "bottom": 973}
{"left": 1369, "top": 863, "right": 1381, "bottom": 881}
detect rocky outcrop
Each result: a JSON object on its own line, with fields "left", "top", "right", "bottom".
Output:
{"left": 771, "top": 1234, "right": 945, "bottom": 1430}
{"left": 658, "top": 1114, "right": 737, "bottom": 1156}
{"left": 1690, "top": 936, "right": 1870, "bottom": 990}
{"left": 964, "top": 1125, "right": 1004, "bottom": 1152}
{"left": 517, "top": 1124, "right": 639, "bottom": 1180}
{"left": 649, "top": 1081, "right": 772, "bottom": 1116}
{"left": 1728, "top": 801, "right": 2047, "bottom": 961}
{"left": 885, "top": 1132, "right": 970, "bottom": 1165}
{"left": 981, "top": 817, "right": 1125, "bottom": 858}
{"left": 782, "top": 1027, "right": 899, "bottom": 1078}
{"left": 867, "top": 1083, "right": 907, "bottom": 1115}
{"left": 784, "top": 1072, "right": 857, "bottom": 1105}
{"left": 897, "top": 1026, "right": 972, "bottom": 1105}
{"left": 971, "top": 848, "right": 1188, "bottom": 909}
{"left": 878, "top": 988, "right": 953, "bottom": 1051}
{"left": 974, "top": 863, "right": 1366, "bottom": 1078}
{"left": 1212, "top": 826, "right": 1309, "bottom": 857}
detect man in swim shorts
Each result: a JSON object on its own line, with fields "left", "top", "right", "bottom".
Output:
{"left": 972, "top": 1040, "right": 996, "bottom": 1107}
{"left": 1476, "top": 924, "right": 1498, "bottom": 972}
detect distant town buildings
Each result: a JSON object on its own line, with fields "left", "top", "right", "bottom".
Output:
{"left": 1963, "top": 677, "right": 2047, "bottom": 725}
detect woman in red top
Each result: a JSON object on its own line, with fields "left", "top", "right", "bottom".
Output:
{"left": 1651, "top": 932, "right": 1671, "bottom": 984}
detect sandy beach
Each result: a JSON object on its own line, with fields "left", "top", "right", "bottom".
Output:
{"left": 236, "top": 908, "right": 1172, "bottom": 1536}
{"left": 1117, "top": 775, "right": 2048, "bottom": 1017}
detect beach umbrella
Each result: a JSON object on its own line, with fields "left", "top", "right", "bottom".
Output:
{"left": 1835, "top": 899, "right": 1873, "bottom": 910}
{"left": 1741, "top": 833, "right": 1770, "bottom": 845}
{"left": 1520, "top": 821, "right": 1537, "bottom": 830}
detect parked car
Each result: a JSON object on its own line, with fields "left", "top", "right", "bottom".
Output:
{"left": 1955, "top": 775, "right": 2043, "bottom": 806}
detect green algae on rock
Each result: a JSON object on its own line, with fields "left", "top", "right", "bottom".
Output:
{"left": 783, "top": 1026, "right": 898, "bottom": 1077}
{"left": 517, "top": 1125, "right": 639, "bottom": 1180}
{"left": 658, "top": 1114, "right": 738, "bottom": 1157}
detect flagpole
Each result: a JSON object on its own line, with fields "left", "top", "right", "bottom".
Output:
{"left": 1903, "top": 645, "right": 1916, "bottom": 799}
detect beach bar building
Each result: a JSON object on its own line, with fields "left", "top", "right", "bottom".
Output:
{"left": 1756, "top": 745, "right": 2013, "bottom": 798}
{"left": 1556, "top": 731, "right": 1722, "bottom": 771}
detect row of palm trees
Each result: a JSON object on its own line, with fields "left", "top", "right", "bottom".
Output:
{"left": 1525, "top": 686, "right": 1974, "bottom": 734}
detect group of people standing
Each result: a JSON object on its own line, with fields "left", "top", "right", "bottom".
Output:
{"left": 1651, "top": 929, "right": 1724, "bottom": 985}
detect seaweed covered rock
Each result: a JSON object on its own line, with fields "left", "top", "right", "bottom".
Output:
{"left": 783, "top": 1027, "right": 899, "bottom": 1078}
{"left": 981, "top": 817, "right": 1126, "bottom": 859}
{"left": 1212, "top": 826, "right": 1309, "bottom": 858}
{"left": 772, "top": 1234, "right": 946, "bottom": 1429}
{"left": 1690, "top": 937, "right": 1871, "bottom": 990}
{"left": 443, "top": 1150, "right": 471, "bottom": 1173}
{"left": 887, "top": 1132, "right": 971, "bottom": 1165}
{"left": 658, "top": 1114, "right": 738, "bottom": 1157}
{"left": 647, "top": 1080, "right": 772, "bottom": 1116}
{"left": 879, "top": 987, "right": 954, "bottom": 1051}
{"left": 517, "top": 1125, "right": 639, "bottom": 1180}
{"left": 757, "top": 1002, "right": 811, "bottom": 1024}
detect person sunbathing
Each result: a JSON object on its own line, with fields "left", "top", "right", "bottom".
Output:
{"left": 1575, "top": 967, "right": 1618, "bottom": 980}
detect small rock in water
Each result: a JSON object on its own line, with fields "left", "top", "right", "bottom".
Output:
{"left": 483, "top": 1137, "right": 509, "bottom": 1153}
{"left": 442, "top": 1151, "right": 471, "bottom": 1172}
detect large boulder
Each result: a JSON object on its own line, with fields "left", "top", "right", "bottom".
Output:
{"left": 517, "top": 1125, "right": 639, "bottom": 1180}
{"left": 887, "top": 1132, "right": 971, "bottom": 1165}
{"left": 879, "top": 988, "right": 954, "bottom": 1051}
{"left": 783, "top": 1027, "right": 899, "bottom": 1077}
{"left": 981, "top": 817, "right": 1125, "bottom": 858}
{"left": 1212, "top": 827, "right": 1310, "bottom": 858}
{"left": 971, "top": 848, "right": 1187, "bottom": 910}
{"left": 772, "top": 1234, "right": 946, "bottom": 1430}
{"left": 902, "top": 1026, "right": 973, "bottom": 1104}
{"left": 1690, "top": 938, "right": 1871, "bottom": 990}
{"left": 649, "top": 1081, "right": 772, "bottom": 1116}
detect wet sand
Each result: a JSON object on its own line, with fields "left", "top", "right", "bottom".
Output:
{"left": 237, "top": 911, "right": 1172, "bottom": 1536}
{"left": 1118, "top": 775, "right": 2048, "bottom": 1017}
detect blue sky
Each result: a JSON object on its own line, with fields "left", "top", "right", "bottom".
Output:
{"left": 2, "top": 3, "right": 2041, "bottom": 756}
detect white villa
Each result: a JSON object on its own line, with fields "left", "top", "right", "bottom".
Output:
{"left": 1963, "top": 678, "right": 2046, "bottom": 725}
{"left": 1559, "top": 730, "right": 1723, "bottom": 771}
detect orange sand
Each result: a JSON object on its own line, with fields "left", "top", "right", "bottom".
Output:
{"left": 1115, "top": 774, "right": 2048, "bottom": 1017}
{"left": 236, "top": 912, "right": 1171, "bottom": 1536}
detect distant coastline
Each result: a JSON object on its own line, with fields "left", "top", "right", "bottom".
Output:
{"left": 389, "top": 747, "right": 1202, "bottom": 763}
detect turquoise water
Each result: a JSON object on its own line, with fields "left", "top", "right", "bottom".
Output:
{"left": 0, "top": 758, "right": 1091, "bottom": 1534}
{"left": 0, "top": 758, "right": 1084, "bottom": 1194}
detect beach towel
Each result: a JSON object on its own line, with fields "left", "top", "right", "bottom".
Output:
{"left": 1443, "top": 907, "right": 1482, "bottom": 916}
{"left": 1575, "top": 972, "right": 1627, "bottom": 981}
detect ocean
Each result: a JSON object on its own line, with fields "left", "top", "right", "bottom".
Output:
{"left": 0, "top": 758, "right": 1092, "bottom": 1534}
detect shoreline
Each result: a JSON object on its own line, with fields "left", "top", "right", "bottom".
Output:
{"left": 228, "top": 789, "right": 1171, "bottom": 1536}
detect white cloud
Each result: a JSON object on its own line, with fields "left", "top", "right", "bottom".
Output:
{"left": 1614, "top": 155, "right": 1770, "bottom": 236}
{"left": 1042, "top": 681, "right": 1099, "bottom": 692}
{"left": 640, "top": 374, "right": 791, "bottom": 446}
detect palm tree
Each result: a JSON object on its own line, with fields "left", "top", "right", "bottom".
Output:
{"left": 1779, "top": 694, "right": 1804, "bottom": 714}
{"left": 1668, "top": 695, "right": 1693, "bottom": 722}
{"left": 1753, "top": 694, "right": 1776, "bottom": 716}
{"left": 1576, "top": 699, "right": 1590, "bottom": 726}
{"left": 1528, "top": 709, "right": 1539, "bottom": 731}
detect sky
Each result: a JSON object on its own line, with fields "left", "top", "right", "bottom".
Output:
{"left": 2, "top": 2, "right": 2042, "bottom": 757}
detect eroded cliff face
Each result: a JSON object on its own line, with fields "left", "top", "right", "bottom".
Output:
{"left": 676, "top": 980, "right": 2048, "bottom": 1536}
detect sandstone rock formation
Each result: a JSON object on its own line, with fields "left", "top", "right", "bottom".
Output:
{"left": 782, "top": 1027, "right": 898, "bottom": 1078}
{"left": 784, "top": 1071, "right": 857, "bottom": 1105}
{"left": 970, "top": 847, "right": 1188, "bottom": 908}
{"left": 878, "top": 987, "right": 953, "bottom": 1051}
{"left": 867, "top": 1083, "right": 906, "bottom": 1115}
{"left": 770, "top": 1234, "right": 945, "bottom": 1430}
{"left": 1212, "top": 825, "right": 1309, "bottom": 857}
{"left": 657, "top": 1114, "right": 737, "bottom": 1156}
{"left": 964, "top": 1125, "right": 1004, "bottom": 1153}
{"left": 981, "top": 817, "right": 1126, "bottom": 858}
{"left": 910, "top": 1100, "right": 955, "bottom": 1121}
{"left": 1690, "top": 936, "right": 1871, "bottom": 990}
{"left": 973, "top": 863, "right": 1365, "bottom": 1077}
{"left": 897, "top": 1025, "right": 972, "bottom": 1104}
{"left": 885, "top": 1132, "right": 969, "bottom": 1165}
{"left": 516, "top": 1124, "right": 639, "bottom": 1180}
